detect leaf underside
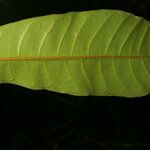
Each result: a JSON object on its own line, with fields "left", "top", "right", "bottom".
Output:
{"left": 0, "top": 9, "right": 150, "bottom": 97}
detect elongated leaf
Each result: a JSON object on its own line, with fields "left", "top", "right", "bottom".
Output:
{"left": 0, "top": 9, "right": 149, "bottom": 97}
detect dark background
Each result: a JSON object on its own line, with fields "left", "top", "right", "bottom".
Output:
{"left": 0, "top": 0, "right": 150, "bottom": 150}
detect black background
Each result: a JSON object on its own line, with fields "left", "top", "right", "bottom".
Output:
{"left": 0, "top": 0, "right": 150, "bottom": 150}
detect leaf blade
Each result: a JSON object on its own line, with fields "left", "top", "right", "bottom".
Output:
{"left": 0, "top": 9, "right": 149, "bottom": 97}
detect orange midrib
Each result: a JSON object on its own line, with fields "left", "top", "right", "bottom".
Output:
{"left": 0, "top": 55, "right": 150, "bottom": 61}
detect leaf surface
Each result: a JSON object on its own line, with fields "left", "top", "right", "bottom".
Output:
{"left": 0, "top": 9, "right": 149, "bottom": 97}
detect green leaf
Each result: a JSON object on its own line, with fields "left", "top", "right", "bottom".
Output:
{"left": 0, "top": 9, "right": 149, "bottom": 97}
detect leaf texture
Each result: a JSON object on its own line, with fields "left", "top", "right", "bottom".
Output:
{"left": 0, "top": 9, "right": 150, "bottom": 97}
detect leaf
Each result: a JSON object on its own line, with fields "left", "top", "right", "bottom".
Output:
{"left": 0, "top": 9, "right": 149, "bottom": 97}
